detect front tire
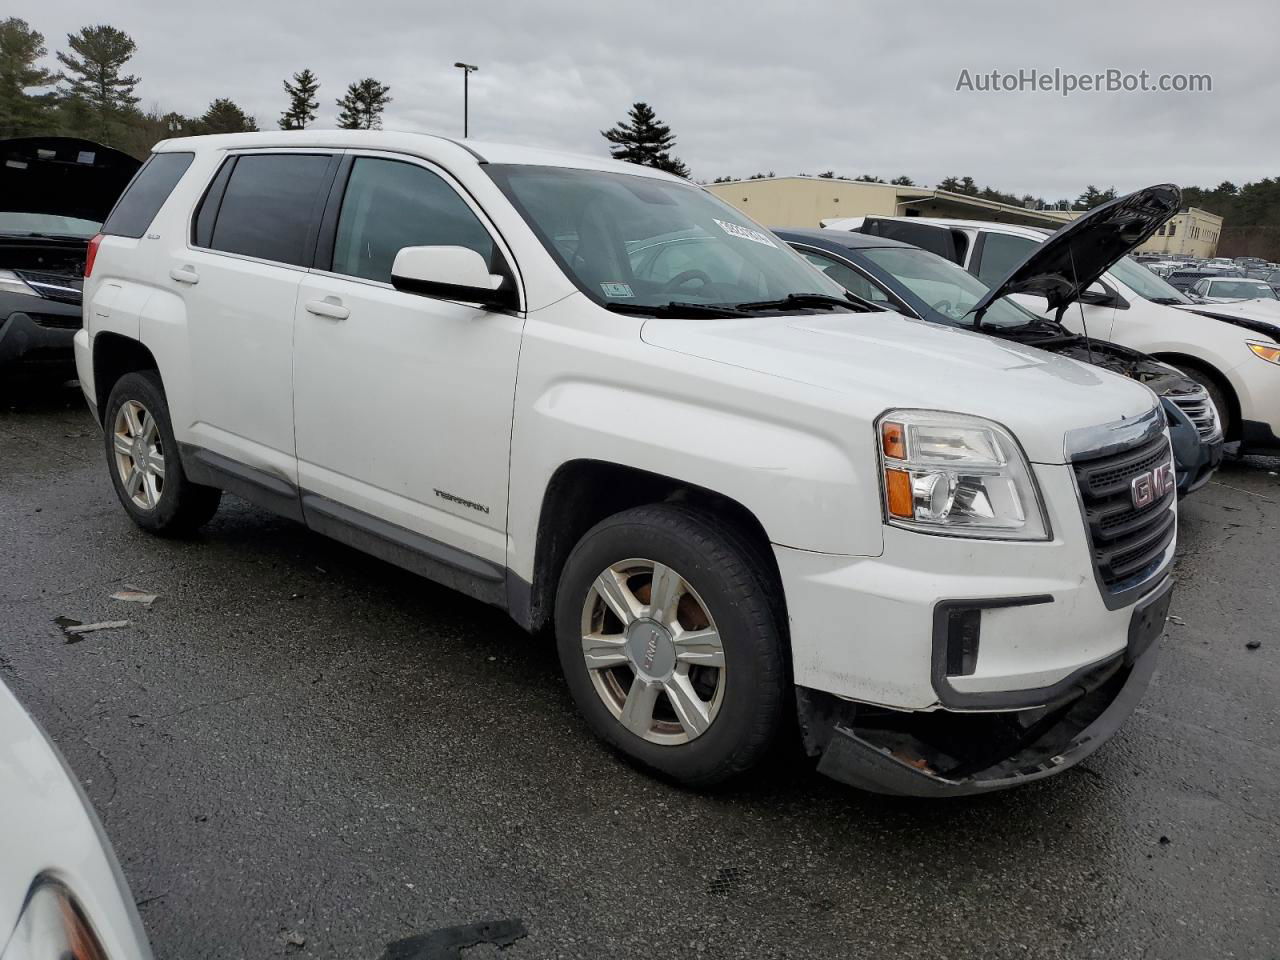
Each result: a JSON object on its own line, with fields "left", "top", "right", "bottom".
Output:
{"left": 103, "top": 371, "right": 221, "bottom": 535}
{"left": 555, "top": 504, "right": 787, "bottom": 786}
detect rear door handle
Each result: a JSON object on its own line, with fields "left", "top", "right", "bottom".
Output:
{"left": 304, "top": 298, "right": 350, "bottom": 320}
{"left": 169, "top": 265, "right": 199, "bottom": 285}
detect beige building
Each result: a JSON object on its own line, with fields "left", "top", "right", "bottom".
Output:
{"left": 705, "top": 176, "right": 1074, "bottom": 230}
{"left": 1133, "top": 207, "right": 1222, "bottom": 259}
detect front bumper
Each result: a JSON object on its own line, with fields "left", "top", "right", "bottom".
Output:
{"left": 778, "top": 462, "right": 1170, "bottom": 710}
{"left": 801, "top": 576, "right": 1170, "bottom": 797}
{"left": 0, "top": 307, "right": 79, "bottom": 367}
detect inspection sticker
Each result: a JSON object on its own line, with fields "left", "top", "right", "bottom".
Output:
{"left": 601, "top": 282, "right": 634, "bottom": 298}
{"left": 713, "top": 218, "right": 776, "bottom": 248}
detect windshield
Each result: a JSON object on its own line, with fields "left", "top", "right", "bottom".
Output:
{"left": 1106, "top": 255, "right": 1192, "bottom": 304}
{"left": 856, "top": 246, "right": 1044, "bottom": 329}
{"left": 0, "top": 212, "right": 101, "bottom": 238}
{"left": 486, "top": 165, "right": 847, "bottom": 312}
{"left": 1209, "top": 280, "right": 1277, "bottom": 300}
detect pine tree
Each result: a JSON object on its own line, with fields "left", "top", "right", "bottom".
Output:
{"left": 890, "top": 175, "right": 915, "bottom": 186}
{"left": 197, "top": 98, "right": 258, "bottom": 134}
{"left": 1074, "top": 185, "right": 1118, "bottom": 210}
{"left": 0, "top": 18, "right": 59, "bottom": 137}
{"left": 280, "top": 68, "right": 319, "bottom": 130}
{"left": 601, "top": 102, "right": 690, "bottom": 178}
{"left": 336, "top": 78, "right": 391, "bottom": 130}
{"left": 56, "top": 24, "right": 139, "bottom": 142}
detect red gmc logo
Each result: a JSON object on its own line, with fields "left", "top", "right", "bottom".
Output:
{"left": 1131, "top": 461, "right": 1176, "bottom": 509}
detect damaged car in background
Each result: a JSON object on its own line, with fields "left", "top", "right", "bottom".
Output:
{"left": 828, "top": 200, "right": 1279, "bottom": 456}
{"left": 0, "top": 137, "right": 140, "bottom": 373}
{"left": 778, "top": 184, "right": 1223, "bottom": 494}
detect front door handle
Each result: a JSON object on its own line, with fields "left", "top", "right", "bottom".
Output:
{"left": 304, "top": 298, "right": 350, "bottom": 320}
{"left": 169, "top": 265, "right": 199, "bottom": 285}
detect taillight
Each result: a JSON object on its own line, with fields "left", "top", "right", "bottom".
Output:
{"left": 84, "top": 234, "right": 104, "bottom": 278}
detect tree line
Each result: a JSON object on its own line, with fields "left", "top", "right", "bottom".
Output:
{"left": 0, "top": 18, "right": 394, "bottom": 158}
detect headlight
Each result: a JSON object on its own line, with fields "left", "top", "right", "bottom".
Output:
{"left": 877, "top": 410, "right": 1049, "bottom": 540}
{"left": 1247, "top": 341, "right": 1280, "bottom": 365}
{"left": 0, "top": 269, "right": 37, "bottom": 296}
{"left": 1, "top": 881, "right": 108, "bottom": 960}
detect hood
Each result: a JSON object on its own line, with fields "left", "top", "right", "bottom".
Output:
{"left": 0, "top": 137, "right": 141, "bottom": 223}
{"left": 970, "top": 184, "right": 1182, "bottom": 323}
{"left": 640, "top": 310, "right": 1159, "bottom": 464}
{"left": 1173, "top": 297, "right": 1280, "bottom": 342}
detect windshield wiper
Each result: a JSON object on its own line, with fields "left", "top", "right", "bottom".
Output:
{"left": 603, "top": 300, "right": 749, "bottom": 319}
{"left": 730, "top": 292, "right": 863, "bottom": 314}
{"left": 1149, "top": 296, "right": 1187, "bottom": 305}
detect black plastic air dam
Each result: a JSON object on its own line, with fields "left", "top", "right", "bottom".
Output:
{"left": 810, "top": 634, "right": 1161, "bottom": 798}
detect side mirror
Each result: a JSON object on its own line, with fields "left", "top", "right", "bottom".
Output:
{"left": 1077, "top": 281, "right": 1119, "bottom": 307}
{"left": 391, "top": 245, "right": 517, "bottom": 311}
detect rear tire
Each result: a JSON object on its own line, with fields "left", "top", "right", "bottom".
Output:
{"left": 103, "top": 370, "right": 221, "bottom": 536}
{"left": 555, "top": 503, "right": 787, "bottom": 786}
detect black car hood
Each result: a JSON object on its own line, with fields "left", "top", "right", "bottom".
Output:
{"left": 971, "top": 183, "right": 1182, "bottom": 322}
{"left": 0, "top": 137, "right": 141, "bottom": 224}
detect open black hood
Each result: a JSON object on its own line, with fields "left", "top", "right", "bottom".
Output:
{"left": 970, "top": 184, "right": 1181, "bottom": 323}
{"left": 0, "top": 137, "right": 141, "bottom": 224}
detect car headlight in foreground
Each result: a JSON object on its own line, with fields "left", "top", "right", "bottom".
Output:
{"left": 878, "top": 410, "right": 1049, "bottom": 540}
{"left": 2, "top": 881, "right": 107, "bottom": 960}
{"left": 1247, "top": 341, "right": 1280, "bottom": 365}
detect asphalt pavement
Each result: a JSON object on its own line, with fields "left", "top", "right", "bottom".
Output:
{"left": 1, "top": 376, "right": 1277, "bottom": 959}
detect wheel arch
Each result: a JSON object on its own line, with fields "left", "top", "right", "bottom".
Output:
{"left": 520, "top": 459, "right": 785, "bottom": 638}
{"left": 92, "top": 333, "right": 162, "bottom": 425}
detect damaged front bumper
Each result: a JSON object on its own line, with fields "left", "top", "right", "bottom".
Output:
{"left": 799, "top": 578, "right": 1169, "bottom": 798}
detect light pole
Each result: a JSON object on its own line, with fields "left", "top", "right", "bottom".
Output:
{"left": 453, "top": 62, "right": 478, "bottom": 138}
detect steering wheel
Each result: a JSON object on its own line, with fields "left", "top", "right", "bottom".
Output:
{"left": 932, "top": 299, "right": 956, "bottom": 317}
{"left": 662, "top": 270, "right": 712, "bottom": 293}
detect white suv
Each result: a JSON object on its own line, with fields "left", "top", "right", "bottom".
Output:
{"left": 77, "top": 132, "right": 1175, "bottom": 796}
{"left": 826, "top": 215, "right": 1280, "bottom": 454}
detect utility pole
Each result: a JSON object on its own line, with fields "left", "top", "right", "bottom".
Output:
{"left": 453, "top": 62, "right": 478, "bottom": 138}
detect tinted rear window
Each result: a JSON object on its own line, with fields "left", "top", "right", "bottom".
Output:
{"left": 206, "top": 154, "right": 333, "bottom": 266}
{"left": 101, "top": 152, "right": 194, "bottom": 238}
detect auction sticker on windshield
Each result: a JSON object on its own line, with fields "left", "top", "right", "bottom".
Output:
{"left": 713, "top": 218, "right": 777, "bottom": 248}
{"left": 601, "top": 282, "right": 634, "bottom": 298}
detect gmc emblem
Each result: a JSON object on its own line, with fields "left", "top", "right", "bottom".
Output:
{"left": 1131, "top": 460, "right": 1176, "bottom": 509}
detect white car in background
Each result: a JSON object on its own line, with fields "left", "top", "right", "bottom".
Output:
{"left": 0, "top": 679, "right": 153, "bottom": 959}
{"left": 827, "top": 214, "right": 1280, "bottom": 454}
{"left": 1188, "top": 276, "right": 1279, "bottom": 303}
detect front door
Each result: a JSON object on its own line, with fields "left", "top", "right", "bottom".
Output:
{"left": 292, "top": 154, "right": 524, "bottom": 567}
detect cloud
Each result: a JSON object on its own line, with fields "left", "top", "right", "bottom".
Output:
{"left": 16, "top": 0, "right": 1277, "bottom": 197}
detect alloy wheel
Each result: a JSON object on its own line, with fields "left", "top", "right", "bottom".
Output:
{"left": 112, "top": 400, "right": 165, "bottom": 511}
{"left": 579, "top": 558, "right": 727, "bottom": 745}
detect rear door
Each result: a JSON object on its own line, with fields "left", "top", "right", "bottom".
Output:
{"left": 292, "top": 151, "right": 524, "bottom": 569}
{"left": 175, "top": 151, "right": 338, "bottom": 484}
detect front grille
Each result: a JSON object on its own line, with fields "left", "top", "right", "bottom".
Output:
{"left": 15, "top": 271, "right": 82, "bottom": 305}
{"left": 28, "top": 311, "right": 81, "bottom": 330}
{"left": 1168, "top": 387, "right": 1222, "bottom": 442}
{"left": 1072, "top": 433, "right": 1175, "bottom": 593}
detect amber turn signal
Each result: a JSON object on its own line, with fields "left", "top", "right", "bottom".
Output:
{"left": 1247, "top": 342, "right": 1280, "bottom": 365}
{"left": 885, "top": 468, "right": 913, "bottom": 518}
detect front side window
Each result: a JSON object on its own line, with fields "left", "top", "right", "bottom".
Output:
{"left": 331, "top": 157, "right": 495, "bottom": 283}
{"left": 797, "top": 250, "right": 890, "bottom": 304}
{"left": 975, "top": 232, "right": 1038, "bottom": 286}
{"left": 205, "top": 154, "right": 333, "bottom": 266}
{"left": 859, "top": 246, "right": 1042, "bottom": 329}
{"left": 1106, "top": 255, "right": 1191, "bottom": 304}
{"left": 486, "top": 164, "right": 846, "bottom": 311}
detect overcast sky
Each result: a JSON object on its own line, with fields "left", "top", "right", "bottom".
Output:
{"left": 16, "top": 0, "right": 1278, "bottom": 199}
